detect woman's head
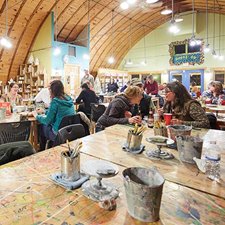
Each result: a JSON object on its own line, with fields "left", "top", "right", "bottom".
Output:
{"left": 81, "top": 83, "right": 90, "bottom": 90}
{"left": 165, "top": 81, "right": 192, "bottom": 105}
{"left": 208, "top": 81, "right": 223, "bottom": 95}
{"left": 49, "top": 80, "right": 65, "bottom": 98}
{"left": 9, "top": 82, "right": 19, "bottom": 95}
{"left": 124, "top": 86, "right": 143, "bottom": 105}
{"left": 191, "top": 82, "right": 196, "bottom": 87}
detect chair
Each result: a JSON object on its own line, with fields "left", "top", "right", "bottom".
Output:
{"left": 90, "top": 103, "right": 106, "bottom": 123}
{"left": 57, "top": 124, "right": 86, "bottom": 144}
{"left": 90, "top": 103, "right": 106, "bottom": 133}
{"left": 0, "top": 141, "right": 35, "bottom": 165}
{"left": 0, "top": 121, "right": 31, "bottom": 145}
{"left": 206, "top": 113, "right": 218, "bottom": 129}
{"left": 58, "top": 114, "right": 81, "bottom": 130}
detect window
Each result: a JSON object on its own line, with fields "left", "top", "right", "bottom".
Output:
{"left": 188, "top": 45, "right": 201, "bottom": 53}
{"left": 68, "top": 46, "right": 76, "bottom": 57}
{"left": 215, "top": 72, "right": 225, "bottom": 84}
{"left": 175, "top": 44, "right": 185, "bottom": 54}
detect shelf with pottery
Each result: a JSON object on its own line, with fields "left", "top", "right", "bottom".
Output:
{"left": 16, "top": 63, "right": 45, "bottom": 99}
{"left": 97, "top": 68, "right": 129, "bottom": 93}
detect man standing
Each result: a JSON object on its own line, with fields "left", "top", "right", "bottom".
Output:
{"left": 143, "top": 75, "right": 158, "bottom": 95}
{"left": 81, "top": 69, "right": 95, "bottom": 88}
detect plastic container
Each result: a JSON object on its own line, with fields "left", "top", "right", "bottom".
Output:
{"left": 205, "top": 155, "right": 220, "bottom": 181}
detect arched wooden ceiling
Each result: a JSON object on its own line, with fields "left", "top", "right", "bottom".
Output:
{"left": 0, "top": 0, "right": 225, "bottom": 84}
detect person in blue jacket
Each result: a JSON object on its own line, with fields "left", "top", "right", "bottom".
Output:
{"left": 33, "top": 80, "right": 75, "bottom": 150}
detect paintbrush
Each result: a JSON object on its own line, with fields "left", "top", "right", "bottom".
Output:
{"left": 66, "top": 139, "right": 72, "bottom": 156}
{"left": 71, "top": 141, "right": 82, "bottom": 158}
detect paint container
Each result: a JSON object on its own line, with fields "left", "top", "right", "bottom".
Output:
{"left": 126, "top": 131, "right": 143, "bottom": 151}
{"left": 123, "top": 167, "right": 164, "bottom": 222}
{"left": 167, "top": 125, "right": 192, "bottom": 142}
{"left": 61, "top": 151, "right": 80, "bottom": 181}
{"left": 0, "top": 108, "right": 6, "bottom": 120}
{"left": 176, "top": 135, "right": 203, "bottom": 164}
{"left": 154, "top": 127, "right": 167, "bottom": 137}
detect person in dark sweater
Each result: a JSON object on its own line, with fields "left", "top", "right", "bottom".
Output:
{"left": 96, "top": 86, "right": 142, "bottom": 132}
{"left": 130, "top": 79, "right": 154, "bottom": 118}
{"left": 76, "top": 83, "right": 98, "bottom": 116}
{"left": 107, "top": 79, "right": 119, "bottom": 93}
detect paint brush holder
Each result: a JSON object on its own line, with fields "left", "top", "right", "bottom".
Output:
{"left": 126, "top": 130, "right": 143, "bottom": 151}
{"left": 61, "top": 151, "right": 80, "bottom": 182}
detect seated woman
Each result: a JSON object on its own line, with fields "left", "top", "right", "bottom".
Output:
{"left": 1, "top": 82, "right": 23, "bottom": 106}
{"left": 76, "top": 83, "right": 98, "bottom": 116}
{"left": 202, "top": 81, "right": 225, "bottom": 104}
{"left": 130, "top": 79, "right": 155, "bottom": 118}
{"left": 32, "top": 80, "right": 75, "bottom": 150}
{"left": 96, "top": 86, "right": 142, "bottom": 132}
{"left": 162, "top": 81, "right": 210, "bottom": 128}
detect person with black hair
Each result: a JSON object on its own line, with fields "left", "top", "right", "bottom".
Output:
{"left": 76, "top": 83, "right": 99, "bottom": 116}
{"left": 32, "top": 80, "right": 75, "bottom": 150}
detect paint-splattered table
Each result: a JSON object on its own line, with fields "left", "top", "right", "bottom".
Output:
{"left": 0, "top": 146, "right": 224, "bottom": 225}
{"left": 66, "top": 124, "right": 225, "bottom": 199}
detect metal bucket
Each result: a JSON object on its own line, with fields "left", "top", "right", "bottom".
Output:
{"left": 126, "top": 131, "right": 143, "bottom": 151}
{"left": 176, "top": 135, "right": 203, "bottom": 164}
{"left": 61, "top": 151, "right": 80, "bottom": 181}
{"left": 123, "top": 167, "right": 164, "bottom": 222}
{"left": 167, "top": 125, "right": 192, "bottom": 141}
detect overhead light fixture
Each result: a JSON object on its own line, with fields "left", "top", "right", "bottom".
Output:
{"left": 83, "top": 54, "right": 90, "bottom": 60}
{"left": 204, "top": 0, "right": 210, "bottom": 53}
{"left": 53, "top": 46, "right": 61, "bottom": 56}
{"left": 161, "top": 7, "right": 172, "bottom": 15}
{"left": 212, "top": 49, "right": 218, "bottom": 58}
{"left": 120, "top": 2, "right": 129, "bottom": 10}
{"left": 204, "top": 43, "right": 210, "bottom": 53}
{"left": 108, "top": 10, "right": 115, "bottom": 64}
{"left": 174, "top": 15, "right": 184, "bottom": 23}
{"left": 0, "top": 36, "right": 12, "bottom": 48}
{"left": 219, "top": 55, "right": 224, "bottom": 60}
{"left": 0, "top": 0, "right": 12, "bottom": 49}
{"left": 169, "top": 1, "right": 180, "bottom": 34}
{"left": 189, "top": 0, "right": 201, "bottom": 46}
{"left": 140, "top": 59, "right": 147, "bottom": 65}
{"left": 108, "top": 56, "right": 115, "bottom": 64}
{"left": 146, "top": 0, "right": 159, "bottom": 3}
{"left": 126, "top": 58, "right": 133, "bottom": 65}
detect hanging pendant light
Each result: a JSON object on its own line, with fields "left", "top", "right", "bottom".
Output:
{"left": 126, "top": 19, "right": 133, "bottom": 65}
{"left": 189, "top": 0, "right": 201, "bottom": 46}
{"left": 53, "top": 0, "right": 61, "bottom": 56}
{"left": 169, "top": 0, "right": 180, "bottom": 34}
{"left": 0, "top": 0, "right": 12, "bottom": 49}
{"left": 204, "top": 0, "right": 210, "bottom": 53}
{"left": 140, "top": 26, "right": 147, "bottom": 65}
{"left": 212, "top": 0, "right": 217, "bottom": 58}
{"left": 108, "top": 10, "right": 115, "bottom": 64}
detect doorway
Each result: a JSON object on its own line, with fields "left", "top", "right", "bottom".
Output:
{"left": 169, "top": 69, "right": 204, "bottom": 93}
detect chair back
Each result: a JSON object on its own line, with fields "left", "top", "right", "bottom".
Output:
{"left": 0, "top": 121, "right": 31, "bottom": 145}
{"left": 206, "top": 113, "right": 218, "bottom": 129}
{"left": 58, "top": 114, "right": 81, "bottom": 130}
{"left": 90, "top": 103, "right": 106, "bottom": 122}
{"left": 58, "top": 124, "right": 85, "bottom": 144}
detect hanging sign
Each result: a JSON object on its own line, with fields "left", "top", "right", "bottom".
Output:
{"left": 169, "top": 39, "right": 204, "bottom": 66}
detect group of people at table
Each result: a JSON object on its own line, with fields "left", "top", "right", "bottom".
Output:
{"left": 0, "top": 71, "right": 225, "bottom": 151}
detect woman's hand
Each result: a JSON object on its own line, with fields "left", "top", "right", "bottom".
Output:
{"left": 124, "top": 111, "right": 132, "bottom": 118}
{"left": 32, "top": 111, "right": 38, "bottom": 118}
{"left": 157, "top": 108, "right": 164, "bottom": 116}
{"left": 128, "top": 116, "right": 142, "bottom": 124}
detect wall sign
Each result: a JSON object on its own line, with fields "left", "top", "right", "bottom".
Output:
{"left": 169, "top": 39, "right": 204, "bottom": 66}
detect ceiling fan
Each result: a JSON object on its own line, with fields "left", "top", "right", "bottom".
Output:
{"left": 140, "top": 0, "right": 163, "bottom": 12}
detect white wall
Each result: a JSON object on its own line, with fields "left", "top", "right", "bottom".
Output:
{"left": 119, "top": 12, "right": 225, "bottom": 77}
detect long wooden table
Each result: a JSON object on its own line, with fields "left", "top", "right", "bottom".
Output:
{"left": 66, "top": 125, "right": 225, "bottom": 199}
{"left": 0, "top": 146, "right": 224, "bottom": 224}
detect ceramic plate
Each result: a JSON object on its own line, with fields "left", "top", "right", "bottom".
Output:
{"left": 146, "top": 136, "right": 174, "bottom": 146}
{"left": 82, "top": 159, "right": 119, "bottom": 178}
